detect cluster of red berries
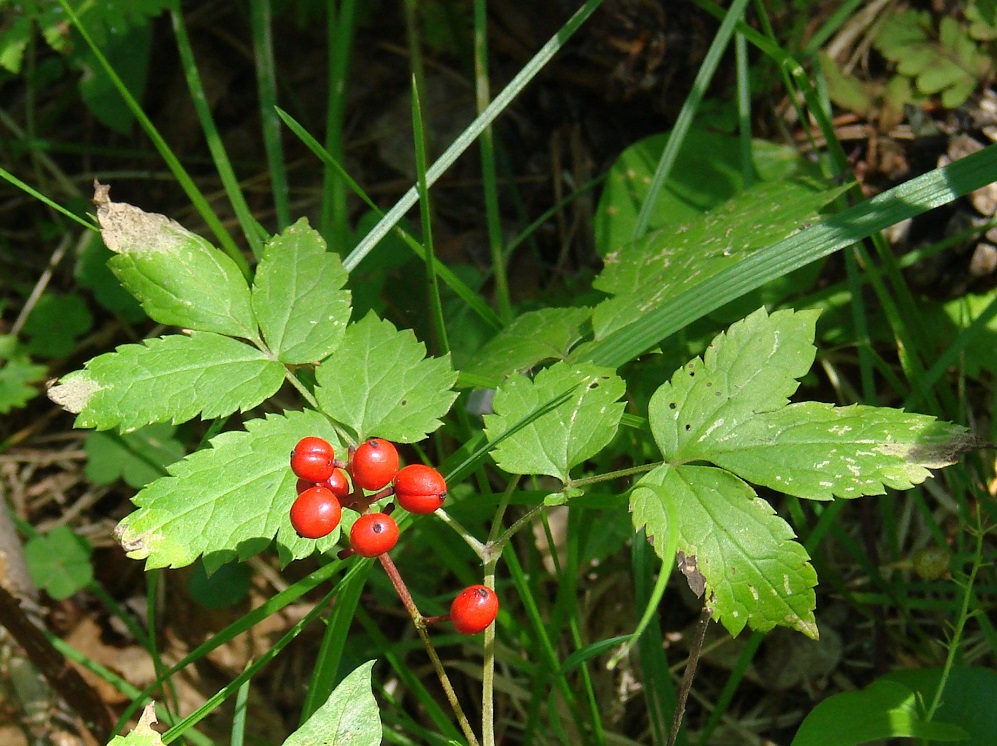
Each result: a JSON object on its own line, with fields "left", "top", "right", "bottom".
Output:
{"left": 289, "top": 436, "right": 446, "bottom": 552}
{"left": 287, "top": 435, "right": 499, "bottom": 634}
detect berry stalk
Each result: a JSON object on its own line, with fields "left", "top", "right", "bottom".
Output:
{"left": 376, "top": 552, "right": 481, "bottom": 746}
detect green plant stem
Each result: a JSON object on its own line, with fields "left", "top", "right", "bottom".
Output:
{"left": 435, "top": 508, "right": 486, "bottom": 555}
{"left": 377, "top": 552, "right": 481, "bottom": 746}
{"left": 171, "top": 8, "right": 264, "bottom": 258}
{"left": 481, "top": 555, "right": 499, "bottom": 746}
{"left": 567, "top": 462, "right": 659, "bottom": 489}
{"left": 925, "top": 506, "right": 987, "bottom": 720}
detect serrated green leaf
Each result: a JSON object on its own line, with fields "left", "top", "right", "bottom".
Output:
{"left": 706, "top": 402, "right": 974, "bottom": 500}
{"left": 283, "top": 660, "right": 381, "bottom": 746}
{"left": 252, "top": 218, "right": 351, "bottom": 363}
{"left": 592, "top": 180, "right": 839, "bottom": 340}
{"left": 314, "top": 313, "right": 457, "bottom": 443}
{"left": 24, "top": 525, "right": 94, "bottom": 601}
{"left": 0, "top": 346, "right": 46, "bottom": 414}
{"left": 484, "top": 362, "right": 626, "bottom": 482}
{"left": 648, "top": 308, "right": 975, "bottom": 501}
{"left": 48, "top": 332, "right": 284, "bottom": 432}
{"left": 115, "top": 409, "right": 346, "bottom": 570}
{"left": 461, "top": 307, "right": 593, "bottom": 387}
{"left": 632, "top": 464, "right": 818, "bottom": 639}
{"left": 85, "top": 424, "right": 185, "bottom": 488}
{"left": 96, "top": 188, "right": 256, "bottom": 338}
{"left": 648, "top": 307, "right": 819, "bottom": 457}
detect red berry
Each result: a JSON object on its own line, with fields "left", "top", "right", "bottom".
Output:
{"left": 351, "top": 438, "right": 399, "bottom": 491}
{"left": 450, "top": 585, "right": 499, "bottom": 635}
{"left": 290, "top": 437, "right": 336, "bottom": 483}
{"left": 322, "top": 468, "right": 351, "bottom": 500}
{"left": 349, "top": 513, "right": 399, "bottom": 558}
{"left": 393, "top": 464, "right": 447, "bottom": 514}
{"left": 289, "top": 485, "right": 342, "bottom": 539}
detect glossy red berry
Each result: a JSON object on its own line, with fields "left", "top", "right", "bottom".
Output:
{"left": 290, "top": 437, "right": 336, "bottom": 483}
{"left": 349, "top": 513, "right": 399, "bottom": 558}
{"left": 322, "top": 468, "right": 351, "bottom": 499}
{"left": 393, "top": 464, "right": 447, "bottom": 514}
{"left": 450, "top": 585, "right": 499, "bottom": 635}
{"left": 289, "top": 485, "right": 342, "bottom": 539}
{"left": 351, "top": 438, "right": 399, "bottom": 491}
{"left": 296, "top": 468, "right": 351, "bottom": 500}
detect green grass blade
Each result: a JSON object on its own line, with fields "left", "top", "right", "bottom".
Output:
{"left": 345, "top": 0, "right": 604, "bottom": 271}
{"left": 56, "top": 0, "right": 250, "bottom": 278}
{"left": 580, "top": 143, "right": 997, "bottom": 369}
{"left": 412, "top": 75, "right": 450, "bottom": 357}
{"left": 631, "top": 0, "right": 751, "bottom": 241}
{"left": 170, "top": 9, "right": 264, "bottom": 258}
{"left": 276, "top": 106, "right": 502, "bottom": 330}
{"left": 474, "top": 0, "right": 512, "bottom": 322}
{"left": 250, "top": 0, "right": 291, "bottom": 230}
{"left": 300, "top": 562, "right": 372, "bottom": 722}
{"left": 319, "top": 0, "right": 357, "bottom": 250}
{"left": 162, "top": 589, "right": 336, "bottom": 743}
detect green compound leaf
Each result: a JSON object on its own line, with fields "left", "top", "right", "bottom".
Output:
{"left": 637, "top": 306, "right": 976, "bottom": 638}
{"left": 85, "top": 424, "right": 185, "bottom": 489}
{"left": 252, "top": 218, "right": 351, "bottom": 364}
{"left": 632, "top": 464, "right": 818, "bottom": 639}
{"left": 284, "top": 660, "right": 382, "bottom": 746}
{"left": 706, "top": 402, "right": 973, "bottom": 501}
{"left": 483, "top": 361, "right": 626, "bottom": 483}
{"left": 592, "top": 179, "right": 842, "bottom": 340}
{"left": 315, "top": 313, "right": 457, "bottom": 443}
{"left": 115, "top": 409, "right": 346, "bottom": 571}
{"left": 874, "top": 10, "right": 993, "bottom": 109}
{"left": 460, "top": 306, "right": 592, "bottom": 388}
{"left": 24, "top": 525, "right": 94, "bottom": 601}
{"left": 48, "top": 332, "right": 284, "bottom": 432}
{"left": 95, "top": 184, "right": 256, "bottom": 339}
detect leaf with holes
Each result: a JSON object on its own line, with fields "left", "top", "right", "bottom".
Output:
{"left": 592, "top": 179, "right": 842, "bottom": 340}
{"left": 483, "top": 361, "right": 626, "bottom": 483}
{"left": 634, "top": 306, "right": 975, "bottom": 638}
{"left": 632, "top": 463, "right": 818, "bottom": 638}
{"left": 314, "top": 313, "right": 457, "bottom": 443}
